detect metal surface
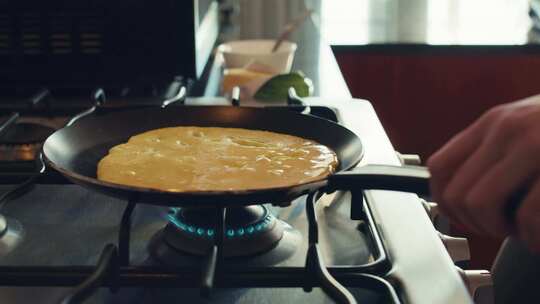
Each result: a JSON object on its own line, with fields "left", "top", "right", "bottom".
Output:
{"left": 162, "top": 206, "right": 286, "bottom": 257}
{"left": 200, "top": 207, "right": 225, "bottom": 295}
{"left": 0, "top": 183, "right": 376, "bottom": 303}
{"left": 328, "top": 165, "right": 430, "bottom": 194}
{"left": 0, "top": 190, "right": 393, "bottom": 303}
{"left": 60, "top": 244, "right": 118, "bottom": 304}
{"left": 118, "top": 202, "right": 136, "bottom": 266}
{"left": 305, "top": 192, "right": 357, "bottom": 304}
{"left": 0, "top": 266, "right": 401, "bottom": 304}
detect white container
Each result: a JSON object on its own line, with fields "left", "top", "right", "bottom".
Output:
{"left": 217, "top": 39, "right": 297, "bottom": 73}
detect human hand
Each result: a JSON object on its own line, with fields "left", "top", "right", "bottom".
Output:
{"left": 427, "top": 95, "right": 540, "bottom": 252}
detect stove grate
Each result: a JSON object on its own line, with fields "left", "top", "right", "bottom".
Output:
{"left": 0, "top": 190, "right": 399, "bottom": 304}
{"left": 0, "top": 88, "right": 399, "bottom": 304}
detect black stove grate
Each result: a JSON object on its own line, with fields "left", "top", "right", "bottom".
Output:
{"left": 0, "top": 88, "right": 399, "bottom": 304}
{"left": 0, "top": 186, "right": 398, "bottom": 304}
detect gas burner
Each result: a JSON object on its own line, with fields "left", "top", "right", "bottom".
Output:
{"left": 0, "top": 122, "right": 56, "bottom": 161}
{"left": 0, "top": 122, "right": 55, "bottom": 145}
{"left": 162, "top": 206, "right": 286, "bottom": 257}
{"left": 0, "top": 143, "right": 42, "bottom": 161}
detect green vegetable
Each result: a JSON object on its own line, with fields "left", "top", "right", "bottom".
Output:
{"left": 254, "top": 71, "right": 313, "bottom": 101}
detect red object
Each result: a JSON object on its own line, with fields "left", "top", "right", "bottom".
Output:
{"left": 334, "top": 51, "right": 540, "bottom": 159}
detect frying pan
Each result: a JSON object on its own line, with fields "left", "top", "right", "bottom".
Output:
{"left": 43, "top": 106, "right": 431, "bottom": 207}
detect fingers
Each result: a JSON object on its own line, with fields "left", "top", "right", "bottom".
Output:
{"left": 516, "top": 178, "right": 540, "bottom": 253}
{"left": 440, "top": 137, "right": 508, "bottom": 234}
{"left": 464, "top": 145, "right": 538, "bottom": 237}
{"left": 428, "top": 117, "right": 487, "bottom": 229}
{"left": 427, "top": 98, "right": 540, "bottom": 243}
{"left": 428, "top": 117, "right": 486, "bottom": 186}
{"left": 430, "top": 130, "right": 504, "bottom": 235}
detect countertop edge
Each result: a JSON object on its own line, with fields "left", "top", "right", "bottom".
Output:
{"left": 332, "top": 43, "right": 540, "bottom": 55}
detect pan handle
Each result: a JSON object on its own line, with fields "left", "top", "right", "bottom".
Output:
{"left": 327, "top": 165, "right": 431, "bottom": 195}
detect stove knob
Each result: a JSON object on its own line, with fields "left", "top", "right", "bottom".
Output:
{"left": 421, "top": 200, "right": 451, "bottom": 234}
{"left": 421, "top": 200, "right": 439, "bottom": 222}
{"left": 456, "top": 267, "right": 493, "bottom": 303}
{"left": 439, "top": 233, "right": 470, "bottom": 263}
{"left": 395, "top": 152, "right": 422, "bottom": 166}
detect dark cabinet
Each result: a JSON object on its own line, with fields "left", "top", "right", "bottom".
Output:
{"left": 334, "top": 48, "right": 540, "bottom": 159}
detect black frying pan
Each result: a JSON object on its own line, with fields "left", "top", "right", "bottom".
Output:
{"left": 43, "top": 106, "right": 431, "bottom": 207}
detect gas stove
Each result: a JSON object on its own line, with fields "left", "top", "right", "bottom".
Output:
{"left": 0, "top": 81, "right": 187, "bottom": 171}
{"left": 0, "top": 87, "right": 474, "bottom": 304}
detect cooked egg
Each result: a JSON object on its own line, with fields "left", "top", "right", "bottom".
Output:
{"left": 97, "top": 127, "right": 338, "bottom": 192}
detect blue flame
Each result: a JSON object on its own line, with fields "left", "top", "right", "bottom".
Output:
{"left": 167, "top": 208, "right": 274, "bottom": 239}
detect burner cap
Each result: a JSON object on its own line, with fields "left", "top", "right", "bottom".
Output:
{"left": 161, "top": 206, "right": 285, "bottom": 257}
{"left": 0, "top": 122, "right": 56, "bottom": 145}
